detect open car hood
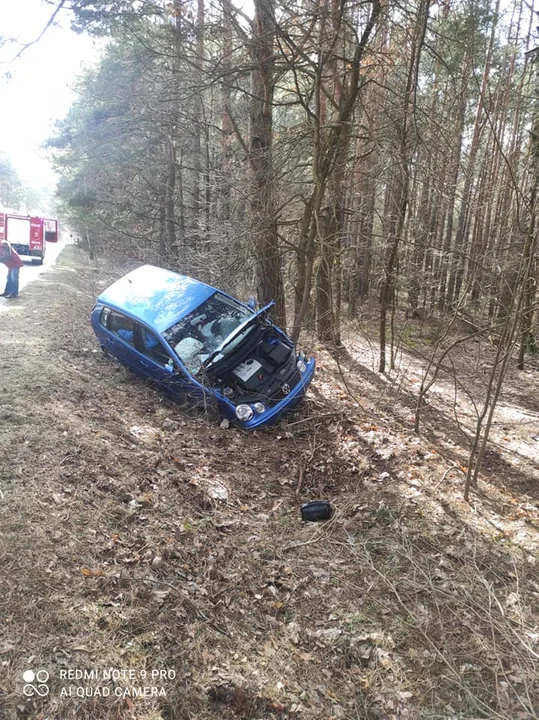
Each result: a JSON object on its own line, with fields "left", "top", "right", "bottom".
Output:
{"left": 202, "top": 301, "right": 275, "bottom": 370}
{"left": 249, "top": 301, "right": 274, "bottom": 321}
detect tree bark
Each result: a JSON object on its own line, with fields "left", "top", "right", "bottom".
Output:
{"left": 379, "top": 0, "right": 429, "bottom": 373}
{"left": 248, "top": 0, "right": 286, "bottom": 327}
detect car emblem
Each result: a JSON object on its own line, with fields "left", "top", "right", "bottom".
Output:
{"left": 281, "top": 383, "right": 291, "bottom": 395}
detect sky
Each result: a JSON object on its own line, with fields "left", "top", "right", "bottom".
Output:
{"left": 0, "top": 0, "right": 99, "bottom": 192}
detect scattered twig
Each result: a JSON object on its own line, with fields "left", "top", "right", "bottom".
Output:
{"left": 434, "top": 464, "right": 466, "bottom": 489}
{"left": 295, "top": 465, "right": 304, "bottom": 500}
{"left": 144, "top": 577, "right": 231, "bottom": 637}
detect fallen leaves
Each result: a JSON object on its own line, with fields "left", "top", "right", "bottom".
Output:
{"left": 80, "top": 567, "right": 105, "bottom": 578}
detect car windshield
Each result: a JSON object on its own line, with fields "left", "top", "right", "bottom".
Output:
{"left": 163, "top": 292, "right": 253, "bottom": 374}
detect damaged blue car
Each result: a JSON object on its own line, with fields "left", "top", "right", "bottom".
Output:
{"left": 90, "top": 265, "right": 315, "bottom": 429}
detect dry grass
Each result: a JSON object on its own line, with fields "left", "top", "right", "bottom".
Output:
{"left": 0, "top": 246, "right": 537, "bottom": 720}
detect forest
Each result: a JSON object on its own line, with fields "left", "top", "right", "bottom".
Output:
{"left": 48, "top": 0, "right": 539, "bottom": 487}
{"left": 0, "top": 2, "right": 538, "bottom": 719}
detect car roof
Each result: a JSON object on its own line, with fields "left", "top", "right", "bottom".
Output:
{"left": 97, "top": 264, "right": 216, "bottom": 333}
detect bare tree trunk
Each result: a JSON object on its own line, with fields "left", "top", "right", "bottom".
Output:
{"left": 347, "top": 19, "right": 387, "bottom": 316}
{"left": 165, "top": 140, "right": 177, "bottom": 260}
{"left": 445, "top": 0, "right": 499, "bottom": 309}
{"left": 314, "top": 0, "right": 347, "bottom": 344}
{"left": 379, "top": 0, "right": 429, "bottom": 373}
{"left": 291, "top": 0, "right": 381, "bottom": 342}
{"left": 248, "top": 0, "right": 286, "bottom": 327}
{"left": 348, "top": 169, "right": 375, "bottom": 314}
{"left": 163, "top": 0, "right": 183, "bottom": 264}
{"left": 190, "top": 0, "right": 206, "bottom": 250}
{"left": 219, "top": 0, "right": 234, "bottom": 223}
{"left": 436, "top": 62, "right": 469, "bottom": 312}
{"left": 517, "top": 49, "right": 539, "bottom": 367}
{"left": 464, "top": 37, "right": 538, "bottom": 497}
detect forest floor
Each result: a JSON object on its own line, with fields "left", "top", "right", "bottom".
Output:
{"left": 0, "top": 245, "right": 537, "bottom": 720}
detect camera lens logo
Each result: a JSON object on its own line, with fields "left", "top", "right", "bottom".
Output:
{"left": 22, "top": 669, "right": 50, "bottom": 697}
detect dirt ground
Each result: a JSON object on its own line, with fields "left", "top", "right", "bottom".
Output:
{"left": 0, "top": 245, "right": 537, "bottom": 720}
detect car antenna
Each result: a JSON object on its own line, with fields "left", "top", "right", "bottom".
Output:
{"left": 123, "top": 262, "right": 144, "bottom": 283}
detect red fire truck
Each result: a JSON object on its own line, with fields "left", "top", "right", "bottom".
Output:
{"left": 0, "top": 213, "right": 58, "bottom": 265}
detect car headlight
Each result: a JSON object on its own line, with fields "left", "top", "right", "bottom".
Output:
{"left": 253, "top": 402, "right": 266, "bottom": 414}
{"left": 235, "top": 404, "right": 254, "bottom": 422}
{"left": 297, "top": 359, "right": 307, "bottom": 373}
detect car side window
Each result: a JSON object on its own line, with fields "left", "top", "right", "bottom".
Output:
{"left": 100, "top": 307, "right": 111, "bottom": 328}
{"left": 137, "top": 326, "right": 175, "bottom": 367}
{"left": 107, "top": 309, "right": 135, "bottom": 345}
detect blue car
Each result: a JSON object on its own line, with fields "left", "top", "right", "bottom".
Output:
{"left": 90, "top": 265, "right": 316, "bottom": 429}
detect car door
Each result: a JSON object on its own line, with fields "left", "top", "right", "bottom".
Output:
{"left": 133, "top": 324, "right": 193, "bottom": 403}
{"left": 101, "top": 308, "right": 140, "bottom": 372}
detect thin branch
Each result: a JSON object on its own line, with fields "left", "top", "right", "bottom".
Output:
{"left": 10, "top": 0, "right": 68, "bottom": 63}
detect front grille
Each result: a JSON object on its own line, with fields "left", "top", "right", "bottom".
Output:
{"left": 265, "top": 365, "right": 302, "bottom": 408}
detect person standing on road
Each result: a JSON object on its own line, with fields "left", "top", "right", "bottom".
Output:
{"left": 0, "top": 241, "right": 24, "bottom": 298}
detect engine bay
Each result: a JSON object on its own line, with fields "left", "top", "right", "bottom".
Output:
{"left": 209, "top": 331, "right": 300, "bottom": 404}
